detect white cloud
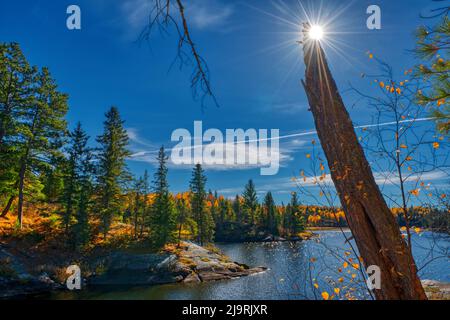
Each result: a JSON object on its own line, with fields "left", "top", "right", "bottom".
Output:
{"left": 185, "top": 0, "right": 234, "bottom": 30}
{"left": 121, "top": 0, "right": 153, "bottom": 30}
{"left": 127, "top": 126, "right": 307, "bottom": 172}
{"left": 120, "top": 0, "right": 234, "bottom": 33}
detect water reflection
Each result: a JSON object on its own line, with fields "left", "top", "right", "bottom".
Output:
{"left": 53, "top": 230, "right": 449, "bottom": 300}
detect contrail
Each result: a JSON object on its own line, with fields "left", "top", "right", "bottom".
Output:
{"left": 276, "top": 117, "right": 436, "bottom": 142}
{"left": 129, "top": 117, "right": 436, "bottom": 158}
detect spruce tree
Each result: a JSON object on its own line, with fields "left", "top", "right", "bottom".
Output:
{"left": 149, "top": 147, "right": 176, "bottom": 249}
{"left": 289, "top": 192, "right": 305, "bottom": 235}
{"left": 242, "top": 180, "right": 258, "bottom": 225}
{"left": 14, "top": 67, "right": 68, "bottom": 228}
{"left": 73, "top": 124, "right": 95, "bottom": 248}
{"left": 132, "top": 176, "right": 145, "bottom": 238}
{"left": 190, "top": 164, "right": 214, "bottom": 245}
{"left": 263, "top": 192, "right": 278, "bottom": 236}
{"left": 232, "top": 195, "right": 243, "bottom": 224}
{"left": 96, "top": 107, "right": 130, "bottom": 238}
{"left": 61, "top": 123, "right": 94, "bottom": 248}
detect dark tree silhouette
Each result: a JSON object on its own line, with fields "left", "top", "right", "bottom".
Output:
{"left": 141, "top": 0, "right": 218, "bottom": 109}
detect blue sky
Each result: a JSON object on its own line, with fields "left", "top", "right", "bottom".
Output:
{"left": 1, "top": 0, "right": 448, "bottom": 204}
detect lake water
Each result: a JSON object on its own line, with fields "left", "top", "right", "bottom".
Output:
{"left": 55, "top": 230, "right": 450, "bottom": 300}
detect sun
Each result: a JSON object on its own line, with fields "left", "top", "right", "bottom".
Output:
{"left": 308, "top": 25, "right": 324, "bottom": 40}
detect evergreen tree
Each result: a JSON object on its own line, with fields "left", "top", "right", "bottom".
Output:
{"left": 283, "top": 203, "right": 292, "bottom": 236}
{"left": 263, "top": 192, "right": 278, "bottom": 235}
{"left": 288, "top": 192, "right": 305, "bottom": 235}
{"left": 415, "top": 15, "right": 449, "bottom": 133}
{"left": 62, "top": 123, "right": 94, "bottom": 247}
{"left": 175, "top": 193, "right": 189, "bottom": 247}
{"left": 132, "top": 176, "right": 145, "bottom": 239}
{"left": 14, "top": 68, "right": 68, "bottom": 228}
{"left": 140, "top": 169, "right": 150, "bottom": 237}
{"left": 232, "top": 195, "right": 243, "bottom": 223}
{"left": 190, "top": 164, "right": 214, "bottom": 245}
{"left": 96, "top": 107, "right": 130, "bottom": 238}
{"left": 72, "top": 124, "right": 95, "bottom": 248}
{"left": 149, "top": 147, "right": 176, "bottom": 249}
{"left": 242, "top": 180, "right": 258, "bottom": 225}
{"left": 0, "top": 43, "right": 36, "bottom": 218}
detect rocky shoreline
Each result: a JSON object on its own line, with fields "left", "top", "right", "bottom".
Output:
{"left": 0, "top": 241, "right": 266, "bottom": 298}
{"left": 88, "top": 242, "right": 267, "bottom": 287}
{"left": 2, "top": 240, "right": 448, "bottom": 300}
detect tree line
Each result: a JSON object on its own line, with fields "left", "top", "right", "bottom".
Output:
{"left": 1, "top": 42, "right": 446, "bottom": 253}
{"left": 0, "top": 43, "right": 306, "bottom": 250}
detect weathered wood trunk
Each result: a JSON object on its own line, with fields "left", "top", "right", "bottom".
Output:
{"left": 301, "top": 31, "right": 426, "bottom": 300}
{"left": 1, "top": 195, "right": 15, "bottom": 218}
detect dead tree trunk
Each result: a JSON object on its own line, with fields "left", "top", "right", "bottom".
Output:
{"left": 301, "top": 27, "right": 426, "bottom": 300}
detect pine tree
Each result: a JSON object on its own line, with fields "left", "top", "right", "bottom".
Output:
{"left": 61, "top": 123, "right": 94, "bottom": 248}
{"left": 96, "top": 107, "right": 130, "bottom": 238}
{"left": 283, "top": 203, "right": 292, "bottom": 236}
{"left": 242, "top": 180, "right": 258, "bottom": 225}
{"left": 149, "top": 147, "right": 176, "bottom": 249}
{"left": 190, "top": 164, "right": 214, "bottom": 245}
{"left": 72, "top": 124, "right": 95, "bottom": 248}
{"left": 140, "top": 169, "right": 150, "bottom": 237}
{"left": 232, "top": 195, "right": 243, "bottom": 223}
{"left": 14, "top": 67, "right": 68, "bottom": 228}
{"left": 175, "top": 194, "right": 189, "bottom": 247}
{"left": 132, "top": 176, "right": 145, "bottom": 238}
{"left": 1, "top": 43, "right": 40, "bottom": 219}
{"left": 415, "top": 15, "right": 449, "bottom": 133}
{"left": 263, "top": 192, "right": 278, "bottom": 236}
{"left": 289, "top": 192, "right": 305, "bottom": 235}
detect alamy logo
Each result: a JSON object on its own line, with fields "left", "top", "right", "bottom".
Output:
{"left": 366, "top": 5, "right": 381, "bottom": 30}
{"left": 66, "top": 265, "right": 81, "bottom": 290}
{"left": 366, "top": 265, "right": 381, "bottom": 290}
{"left": 171, "top": 121, "right": 280, "bottom": 175}
{"left": 66, "top": 5, "right": 81, "bottom": 30}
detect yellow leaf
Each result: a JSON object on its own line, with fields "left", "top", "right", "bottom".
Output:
{"left": 314, "top": 283, "right": 319, "bottom": 289}
{"left": 343, "top": 261, "right": 349, "bottom": 268}
{"left": 306, "top": 154, "right": 311, "bottom": 159}
{"left": 400, "top": 144, "right": 408, "bottom": 149}
{"left": 334, "top": 288, "right": 340, "bottom": 295}
{"left": 400, "top": 226, "right": 407, "bottom": 231}
{"left": 414, "top": 227, "right": 421, "bottom": 234}
{"left": 352, "top": 263, "right": 360, "bottom": 270}
{"left": 321, "top": 291, "right": 330, "bottom": 300}
{"left": 338, "top": 277, "right": 344, "bottom": 283}
{"left": 379, "top": 81, "right": 385, "bottom": 88}
{"left": 433, "top": 142, "right": 440, "bottom": 149}
{"left": 351, "top": 274, "right": 357, "bottom": 279}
